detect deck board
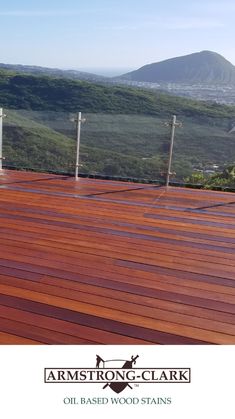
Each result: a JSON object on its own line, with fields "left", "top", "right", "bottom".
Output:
{"left": 0, "top": 169, "right": 235, "bottom": 344}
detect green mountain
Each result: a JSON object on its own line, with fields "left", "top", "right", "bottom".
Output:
{"left": 121, "top": 51, "right": 235, "bottom": 84}
{"left": 0, "top": 68, "right": 235, "bottom": 118}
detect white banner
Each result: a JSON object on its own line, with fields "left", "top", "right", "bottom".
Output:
{"left": 0, "top": 345, "right": 234, "bottom": 418}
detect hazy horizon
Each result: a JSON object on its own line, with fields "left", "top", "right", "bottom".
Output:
{"left": 72, "top": 67, "right": 135, "bottom": 77}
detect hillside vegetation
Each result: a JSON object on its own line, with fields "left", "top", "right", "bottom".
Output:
{"left": 1, "top": 69, "right": 235, "bottom": 118}
{"left": 1, "top": 69, "right": 235, "bottom": 183}
{"left": 0, "top": 63, "right": 105, "bottom": 82}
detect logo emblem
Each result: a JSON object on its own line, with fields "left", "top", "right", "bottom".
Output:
{"left": 96, "top": 354, "right": 139, "bottom": 394}
{"left": 44, "top": 355, "right": 191, "bottom": 391}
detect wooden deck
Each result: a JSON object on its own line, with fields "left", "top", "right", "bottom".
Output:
{"left": 0, "top": 169, "right": 235, "bottom": 345}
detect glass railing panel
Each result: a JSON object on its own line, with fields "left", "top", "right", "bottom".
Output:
{"left": 2, "top": 110, "right": 171, "bottom": 184}
{"left": 2, "top": 110, "right": 76, "bottom": 174}
{"left": 2, "top": 107, "right": 235, "bottom": 191}
{"left": 79, "top": 113, "right": 170, "bottom": 183}
{"left": 170, "top": 115, "right": 235, "bottom": 190}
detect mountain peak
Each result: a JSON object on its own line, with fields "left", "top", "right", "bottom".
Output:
{"left": 122, "top": 51, "right": 235, "bottom": 84}
{"left": 199, "top": 50, "right": 218, "bottom": 54}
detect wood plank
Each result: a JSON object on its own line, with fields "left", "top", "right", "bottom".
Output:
{"left": 0, "top": 294, "right": 208, "bottom": 345}
{"left": 0, "top": 283, "right": 234, "bottom": 344}
{"left": 0, "top": 305, "right": 151, "bottom": 345}
{"left": 0, "top": 331, "right": 42, "bottom": 344}
{"left": 0, "top": 170, "right": 235, "bottom": 344}
{"left": 1, "top": 275, "right": 235, "bottom": 336}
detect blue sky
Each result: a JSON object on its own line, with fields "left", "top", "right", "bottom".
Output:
{"left": 1, "top": 0, "right": 234, "bottom": 73}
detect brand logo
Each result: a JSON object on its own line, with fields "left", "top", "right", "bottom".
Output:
{"left": 44, "top": 354, "right": 191, "bottom": 394}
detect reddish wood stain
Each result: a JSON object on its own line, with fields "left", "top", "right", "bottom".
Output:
{"left": 0, "top": 169, "right": 235, "bottom": 344}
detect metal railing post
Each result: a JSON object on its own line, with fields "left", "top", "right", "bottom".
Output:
{"left": 166, "top": 115, "right": 176, "bottom": 187}
{"left": 166, "top": 115, "right": 182, "bottom": 187}
{"left": 74, "top": 112, "right": 86, "bottom": 180}
{"left": 75, "top": 112, "right": 81, "bottom": 180}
